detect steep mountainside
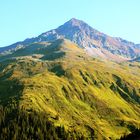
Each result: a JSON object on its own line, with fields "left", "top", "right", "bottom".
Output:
{"left": 0, "top": 18, "right": 140, "bottom": 61}
{"left": 0, "top": 39, "right": 140, "bottom": 139}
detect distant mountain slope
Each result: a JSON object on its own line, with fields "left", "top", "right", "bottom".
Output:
{"left": 0, "top": 39, "right": 140, "bottom": 139}
{"left": 0, "top": 39, "right": 88, "bottom": 62}
{"left": 0, "top": 18, "right": 140, "bottom": 61}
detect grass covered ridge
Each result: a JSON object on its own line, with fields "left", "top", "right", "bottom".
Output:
{"left": 0, "top": 39, "right": 140, "bottom": 139}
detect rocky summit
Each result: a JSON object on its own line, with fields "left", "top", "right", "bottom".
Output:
{"left": 0, "top": 18, "right": 140, "bottom": 61}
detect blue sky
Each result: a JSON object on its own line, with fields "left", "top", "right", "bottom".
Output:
{"left": 0, "top": 0, "right": 140, "bottom": 47}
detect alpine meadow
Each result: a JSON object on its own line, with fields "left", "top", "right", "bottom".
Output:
{"left": 0, "top": 1, "right": 140, "bottom": 140}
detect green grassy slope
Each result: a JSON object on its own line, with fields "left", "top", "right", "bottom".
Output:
{"left": 0, "top": 39, "right": 140, "bottom": 139}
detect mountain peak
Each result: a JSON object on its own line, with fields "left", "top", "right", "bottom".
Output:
{"left": 0, "top": 18, "right": 140, "bottom": 61}
{"left": 69, "top": 18, "right": 79, "bottom": 22}
{"left": 68, "top": 18, "right": 83, "bottom": 24}
{"left": 63, "top": 18, "right": 88, "bottom": 28}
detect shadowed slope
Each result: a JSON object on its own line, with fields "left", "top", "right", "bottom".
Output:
{"left": 0, "top": 39, "right": 88, "bottom": 62}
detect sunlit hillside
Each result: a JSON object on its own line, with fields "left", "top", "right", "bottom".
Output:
{"left": 0, "top": 39, "right": 140, "bottom": 139}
